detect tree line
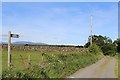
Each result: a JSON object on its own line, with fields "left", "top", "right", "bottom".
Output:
{"left": 84, "top": 35, "right": 120, "bottom": 56}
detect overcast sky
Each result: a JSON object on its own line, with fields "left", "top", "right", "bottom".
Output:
{"left": 2, "top": 2, "right": 118, "bottom": 45}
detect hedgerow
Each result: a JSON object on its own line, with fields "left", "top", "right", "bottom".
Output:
{"left": 2, "top": 47, "right": 104, "bottom": 78}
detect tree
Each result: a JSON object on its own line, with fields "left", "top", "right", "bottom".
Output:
{"left": 84, "top": 35, "right": 116, "bottom": 55}
{"left": 84, "top": 35, "right": 112, "bottom": 48}
{"left": 113, "top": 38, "right": 120, "bottom": 53}
{"left": 101, "top": 43, "right": 116, "bottom": 56}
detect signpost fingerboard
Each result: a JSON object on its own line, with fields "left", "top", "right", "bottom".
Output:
{"left": 11, "top": 34, "right": 19, "bottom": 38}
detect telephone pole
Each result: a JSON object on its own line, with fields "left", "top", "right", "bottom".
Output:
{"left": 90, "top": 15, "right": 92, "bottom": 46}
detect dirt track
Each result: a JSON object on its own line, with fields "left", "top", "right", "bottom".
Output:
{"left": 67, "top": 56, "right": 117, "bottom": 78}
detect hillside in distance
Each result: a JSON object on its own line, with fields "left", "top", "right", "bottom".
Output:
{"left": 0, "top": 41, "right": 47, "bottom": 45}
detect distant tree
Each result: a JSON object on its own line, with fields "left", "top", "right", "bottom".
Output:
{"left": 84, "top": 35, "right": 112, "bottom": 48}
{"left": 84, "top": 35, "right": 116, "bottom": 55}
{"left": 75, "top": 46, "right": 83, "bottom": 48}
{"left": 101, "top": 43, "right": 116, "bottom": 56}
{"left": 113, "top": 38, "right": 120, "bottom": 53}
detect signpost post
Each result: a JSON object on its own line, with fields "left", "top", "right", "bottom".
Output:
{"left": 8, "top": 31, "right": 11, "bottom": 68}
{"left": 8, "top": 31, "right": 19, "bottom": 69}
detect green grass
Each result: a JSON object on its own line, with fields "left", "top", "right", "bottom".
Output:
{"left": 2, "top": 48, "right": 103, "bottom": 78}
{"left": 119, "top": 54, "right": 120, "bottom": 79}
{"left": 115, "top": 56, "right": 118, "bottom": 78}
{"left": 2, "top": 49, "right": 60, "bottom": 71}
{"left": 0, "top": 48, "right": 2, "bottom": 79}
{"left": 114, "top": 54, "right": 120, "bottom": 80}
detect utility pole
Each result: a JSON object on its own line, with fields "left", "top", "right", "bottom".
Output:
{"left": 8, "top": 31, "right": 11, "bottom": 68}
{"left": 84, "top": 40, "right": 87, "bottom": 48}
{"left": 90, "top": 15, "right": 92, "bottom": 46}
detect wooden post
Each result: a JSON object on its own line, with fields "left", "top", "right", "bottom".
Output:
{"left": 42, "top": 53, "right": 44, "bottom": 62}
{"left": 8, "top": 31, "right": 11, "bottom": 68}
{"left": 28, "top": 54, "right": 31, "bottom": 66}
{"left": 90, "top": 15, "right": 92, "bottom": 46}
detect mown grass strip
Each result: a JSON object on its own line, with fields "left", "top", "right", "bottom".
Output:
{"left": 114, "top": 55, "right": 118, "bottom": 78}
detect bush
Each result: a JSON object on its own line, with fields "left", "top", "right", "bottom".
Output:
{"left": 101, "top": 43, "right": 117, "bottom": 56}
{"left": 2, "top": 66, "right": 49, "bottom": 79}
{"left": 88, "top": 43, "right": 102, "bottom": 55}
{"left": 88, "top": 43, "right": 104, "bottom": 60}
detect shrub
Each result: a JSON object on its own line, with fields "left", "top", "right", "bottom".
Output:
{"left": 88, "top": 43, "right": 104, "bottom": 60}
{"left": 88, "top": 43, "right": 102, "bottom": 55}
{"left": 101, "top": 43, "right": 117, "bottom": 56}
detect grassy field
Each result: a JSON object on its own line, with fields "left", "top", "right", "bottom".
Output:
{"left": 2, "top": 49, "right": 61, "bottom": 71}
{"left": 2, "top": 48, "right": 104, "bottom": 78}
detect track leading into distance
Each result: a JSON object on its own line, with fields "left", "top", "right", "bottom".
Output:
{"left": 67, "top": 56, "right": 117, "bottom": 78}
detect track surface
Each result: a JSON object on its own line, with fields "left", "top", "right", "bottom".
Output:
{"left": 68, "top": 56, "right": 116, "bottom": 78}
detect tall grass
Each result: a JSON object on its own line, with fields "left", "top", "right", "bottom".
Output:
{"left": 2, "top": 46, "right": 104, "bottom": 78}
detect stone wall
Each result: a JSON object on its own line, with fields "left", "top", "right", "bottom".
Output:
{"left": 1, "top": 44, "right": 88, "bottom": 52}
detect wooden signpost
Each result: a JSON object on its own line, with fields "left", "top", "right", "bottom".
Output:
{"left": 8, "top": 31, "right": 19, "bottom": 69}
